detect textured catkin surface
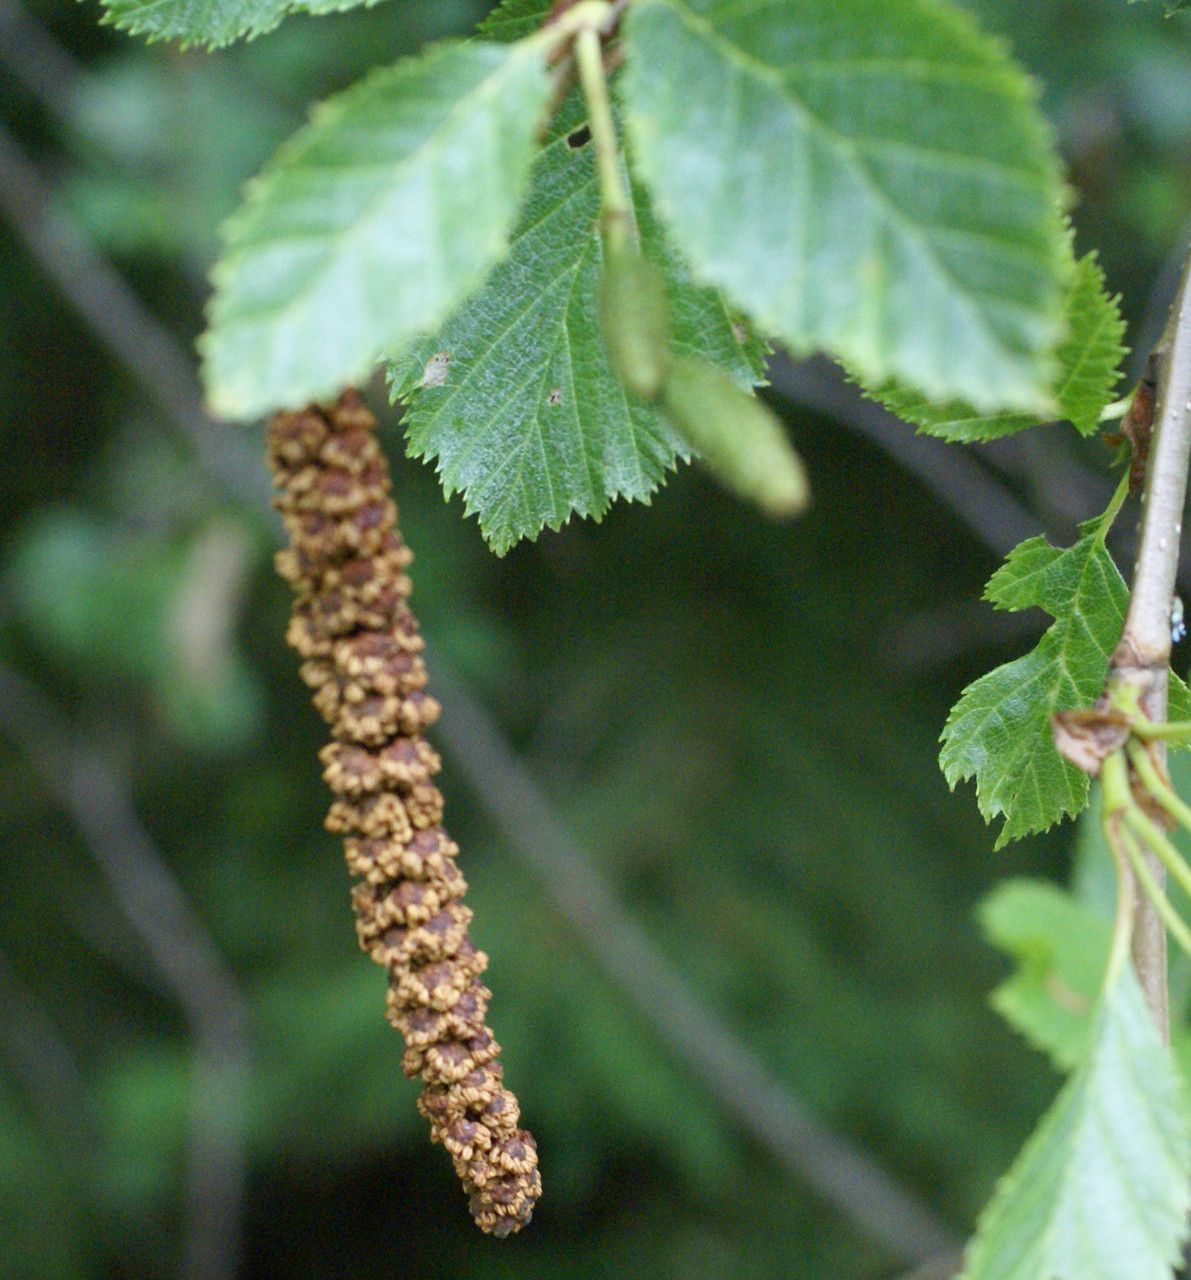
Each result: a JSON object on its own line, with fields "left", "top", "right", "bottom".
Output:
{"left": 267, "top": 390, "right": 540, "bottom": 1236}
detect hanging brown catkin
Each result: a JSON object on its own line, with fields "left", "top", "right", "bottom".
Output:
{"left": 267, "top": 390, "right": 541, "bottom": 1237}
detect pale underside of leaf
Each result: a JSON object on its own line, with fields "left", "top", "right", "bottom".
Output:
{"left": 871, "top": 252, "right": 1127, "bottom": 443}
{"left": 201, "top": 40, "right": 550, "bottom": 419}
{"left": 982, "top": 872, "right": 1191, "bottom": 1088}
{"left": 979, "top": 879, "right": 1113, "bottom": 1071}
{"left": 390, "top": 94, "right": 763, "bottom": 554}
{"left": 622, "top": 0, "right": 1070, "bottom": 415}
{"left": 960, "top": 963, "right": 1190, "bottom": 1280}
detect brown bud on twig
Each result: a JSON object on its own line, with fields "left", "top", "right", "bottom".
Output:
{"left": 1051, "top": 704, "right": 1130, "bottom": 776}
{"left": 268, "top": 391, "right": 540, "bottom": 1237}
{"left": 1104, "top": 356, "right": 1159, "bottom": 498}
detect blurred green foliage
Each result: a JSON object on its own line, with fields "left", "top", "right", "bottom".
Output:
{"left": 3, "top": 0, "right": 1191, "bottom": 1277}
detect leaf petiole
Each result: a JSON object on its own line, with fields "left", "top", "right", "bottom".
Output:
{"left": 1101, "top": 751, "right": 1138, "bottom": 983}
{"left": 1105, "top": 744, "right": 1191, "bottom": 966}
{"left": 532, "top": 0, "right": 616, "bottom": 48}
{"left": 1122, "top": 801, "right": 1191, "bottom": 906}
{"left": 1092, "top": 468, "right": 1131, "bottom": 541}
{"left": 1118, "top": 821, "right": 1191, "bottom": 960}
{"left": 1128, "top": 739, "right": 1191, "bottom": 833}
{"left": 573, "top": 23, "right": 633, "bottom": 251}
{"left": 1128, "top": 716, "right": 1191, "bottom": 745}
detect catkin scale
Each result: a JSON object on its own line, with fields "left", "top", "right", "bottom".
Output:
{"left": 268, "top": 390, "right": 540, "bottom": 1237}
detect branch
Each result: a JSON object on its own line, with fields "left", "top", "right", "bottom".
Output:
{"left": 767, "top": 355, "right": 1047, "bottom": 557}
{"left": 430, "top": 657, "right": 959, "bottom": 1266}
{"left": 889, "top": 1256, "right": 963, "bottom": 1280}
{"left": 0, "top": 665, "right": 251, "bottom": 1280}
{"left": 1110, "top": 241, "right": 1191, "bottom": 1038}
{"left": 982, "top": 429, "right": 1114, "bottom": 537}
{"left": 0, "top": 123, "right": 269, "bottom": 511}
{"left": 0, "top": 947, "right": 155, "bottom": 1265}
{"left": 0, "top": 0, "right": 86, "bottom": 126}
{"left": 1130, "top": 211, "right": 1191, "bottom": 384}
{"left": 0, "top": 945, "right": 103, "bottom": 1163}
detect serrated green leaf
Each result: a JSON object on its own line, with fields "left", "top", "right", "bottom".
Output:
{"left": 478, "top": 0, "right": 550, "bottom": 41}
{"left": 940, "top": 520, "right": 1125, "bottom": 847}
{"left": 959, "top": 962, "right": 1190, "bottom": 1280}
{"left": 98, "top": 0, "right": 380, "bottom": 50}
{"left": 980, "top": 879, "right": 1112, "bottom": 1071}
{"left": 942, "top": 515, "right": 1191, "bottom": 846}
{"left": 872, "top": 252, "right": 1126, "bottom": 443}
{"left": 622, "top": 0, "right": 1070, "bottom": 415}
{"left": 389, "top": 94, "right": 764, "bottom": 554}
{"left": 201, "top": 40, "right": 551, "bottom": 419}
{"left": 1173, "top": 676, "right": 1191, "bottom": 722}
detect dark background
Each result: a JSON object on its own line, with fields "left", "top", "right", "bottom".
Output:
{"left": 1, "top": 1, "right": 1189, "bottom": 1276}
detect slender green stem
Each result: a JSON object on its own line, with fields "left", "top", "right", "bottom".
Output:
{"left": 1123, "top": 803, "right": 1191, "bottom": 905}
{"left": 1130, "top": 717, "right": 1191, "bottom": 744}
{"left": 1101, "top": 752, "right": 1138, "bottom": 985}
{"left": 533, "top": 0, "right": 614, "bottom": 49}
{"left": 1101, "top": 745, "right": 1135, "bottom": 813}
{"left": 1119, "top": 823, "right": 1191, "bottom": 960}
{"left": 1094, "top": 469, "right": 1131, "bottom": 541}
{"left": 1128, "top": 738, "right": 1191, "bottom": 830}
{"left": 574, "top": 25, "right": 632, "bottom": 252}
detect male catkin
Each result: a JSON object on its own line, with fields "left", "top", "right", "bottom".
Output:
{"left": 267, "top": 390, "right": 540, "bottom": 1237}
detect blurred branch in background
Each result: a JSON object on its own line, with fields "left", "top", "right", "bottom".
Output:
{"left": 882, "top": 600, "right": 1047, "bottom": 675}
{"left": 0, "top": 122, "right": 269, "bottom": 510}
{"left": 0, "top": 665, "right": 250, "bottom": 1280}
{"left": 0, "top": 943, "right": 103, "bottom": 1163}
{"left": 767, "top": 356, "right": 1051, "bottom": 557}
{"left": 891, "top": 1255, "right": 962, "bottom": 1280}
{"left": 433, "top": 659, "right": 960, "bottom": 1265}
{"left": 0, "top": 945, "right": 140, "bottom": 1262}
{"left": 983, "top": 428, "right": 1113, "bottom": 534}
{"left": 769, "top": 337, "right": 1191, "bottom": 669}
{"left": 0, "top": 0, "right": 85, "bottom": 123}
{"left": 1133, "top": 216, "right": 1191, "bottom": 379}
{"left": 770, "top": 355, "right": 1127, "bottom": 558}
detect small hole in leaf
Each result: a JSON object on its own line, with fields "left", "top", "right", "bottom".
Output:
{"left": 566, "top": 124, "right": 592, "bottom": 150}
{"left": 546, "top": 388, "right": 563, "bottom": 407}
